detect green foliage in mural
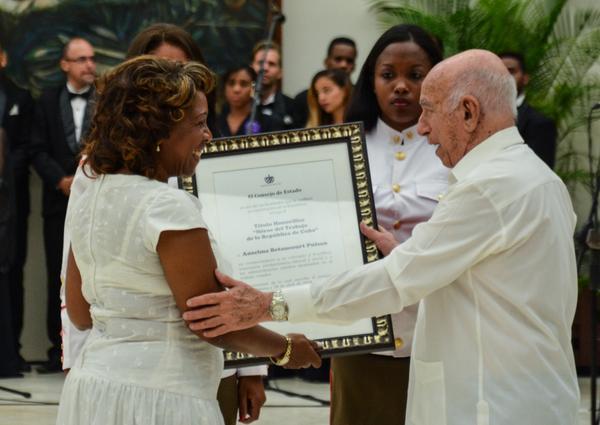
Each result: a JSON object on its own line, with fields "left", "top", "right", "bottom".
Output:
{"left": 0, "top": 0, "right": 270, "bottom": 95}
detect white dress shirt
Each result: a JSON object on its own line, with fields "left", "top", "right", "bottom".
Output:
{"left": 367, "top": 119, "right": 448, "bottom": 357}
{"left": 66, "top": 82, "right": 90, "bottom": 143}
{"left": 284, "top": 127, "right": 579, "bottom": 425}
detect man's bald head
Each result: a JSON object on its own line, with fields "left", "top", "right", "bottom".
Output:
{"left": 428, "top": 50, "right": 517, "bottom": 120}
{"left": 417, "top": 50, "right": 518, "bottom": 167}
{"left": 60, "top": 37, "right": 96, "bottom": 90}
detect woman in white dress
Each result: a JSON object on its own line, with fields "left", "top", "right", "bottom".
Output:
{"left": 56, "top": 56, "right": 321, "bottom": 425}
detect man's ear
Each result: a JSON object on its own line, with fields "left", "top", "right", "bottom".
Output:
{"left": 523, "top": 72, "right": 530, "bottom": 87}
{"left": 60, "top": 59, "right": 69, "bottom": 73}
{"left": 0, "top": 52, "right": 7, "bottom": 69}
{"left": 461, "top": 95, "right": 480, "bottom": 133}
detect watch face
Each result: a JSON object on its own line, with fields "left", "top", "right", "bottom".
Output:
{"left": 272, "top": 304, "right": 285, "bottom": 319}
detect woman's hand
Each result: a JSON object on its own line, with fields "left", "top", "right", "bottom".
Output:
{"left": 282, "top": 334, "right": 322, "bottom": 369}
{"left": 238, "top": 376, "right": 266, "bottom": 424}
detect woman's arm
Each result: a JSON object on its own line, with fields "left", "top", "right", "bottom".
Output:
{"left": 158, "top": 228, "right": 320, "bottom": 365}
{"left": 65, "top": 247, "right": 92, "bottom": 330}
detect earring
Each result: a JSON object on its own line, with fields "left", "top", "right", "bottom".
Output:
{"left": 156, "top": 144, "right": 161, "bottom": 152}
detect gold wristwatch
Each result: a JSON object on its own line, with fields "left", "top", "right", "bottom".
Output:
{"left": 270, "top": 336, "right": 293, "bottom": 366}
{"left": 269, "top": 289, "right": 289, "bottom": 321}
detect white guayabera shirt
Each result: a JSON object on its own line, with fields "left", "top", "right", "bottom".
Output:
{"left": 284, "top": 127, "right": 580, "bottom": 425}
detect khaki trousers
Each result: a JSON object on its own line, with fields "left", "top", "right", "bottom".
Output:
{"left": 330, "top": 354, "right": 410, "bottom": 425}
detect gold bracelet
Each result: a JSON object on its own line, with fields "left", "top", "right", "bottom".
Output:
{"left": 270, "top": 336, "right": 293, "bottom": 366}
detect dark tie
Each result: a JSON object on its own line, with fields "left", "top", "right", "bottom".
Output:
{"left": 68, "top": 90, "right": 91, "bottom": 101}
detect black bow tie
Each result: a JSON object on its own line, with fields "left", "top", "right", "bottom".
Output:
{"left": 68, "top": 90, "right": 91, "bottom": 100}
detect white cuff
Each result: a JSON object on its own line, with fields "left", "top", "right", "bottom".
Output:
{"left": 221, "top": 368, "right": 236, "bottom": 378}
{"left": 237, "top": 365, "right": 268, "bottom": 377}
{"left": 282, "top": 284, "right": 318, "bottom": 323}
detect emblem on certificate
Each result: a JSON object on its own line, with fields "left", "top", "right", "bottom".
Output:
{"left": 179, "top": 123, "right": 395, "bottom": 366}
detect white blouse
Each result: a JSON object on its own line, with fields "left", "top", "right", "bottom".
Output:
{"left": 367, "top": 119, "right": 448, "bottom": 356}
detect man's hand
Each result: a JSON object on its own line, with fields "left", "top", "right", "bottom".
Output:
{"left": 283, "top": 334, "right": 322, "bottom": 369}
{"left": 183, "top": 270, "right": 272, "bottom": 337}
{"left": 57, "top": 175, "right": 74, "bottom": 196}
{"left": 360, "top": 222, "right": 399, "bottom": 256}
{"left": 238, "top": 376, "right": 266, "bottom": 424}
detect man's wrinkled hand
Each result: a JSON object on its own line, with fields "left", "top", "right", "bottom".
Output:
{"left": 183, "top": 270, "right": 272, "bottom": 337}
{"left": 360, "top": 222, "right": 399, "bottom": 256}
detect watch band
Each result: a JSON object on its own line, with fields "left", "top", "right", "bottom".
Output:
{"left": 270, "top": 336, "right": 293, "bottom": 366}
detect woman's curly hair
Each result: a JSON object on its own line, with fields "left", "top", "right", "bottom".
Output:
{"left": 83, "top": 55, "right": 215, "bottom": 179}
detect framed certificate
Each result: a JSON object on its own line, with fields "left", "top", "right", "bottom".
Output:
{"left": 179, "top": 123, "right": 395, "bottom": 367}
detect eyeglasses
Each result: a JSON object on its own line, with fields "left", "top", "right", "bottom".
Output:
{"left": 64, "top": 56, "right": 96, "bottom": 64}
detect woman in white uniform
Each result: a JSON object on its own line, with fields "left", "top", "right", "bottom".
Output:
{"left": 330, "top": 24, "right": 448, "bottom": 425}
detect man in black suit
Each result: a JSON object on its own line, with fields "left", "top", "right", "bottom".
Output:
{"left": 30, "top": 37, "right": 96, "bottom": 372}
{"left": 292, "top": 37, "right": 357, "bottom": 128}
{"left": 251, "top": 40, "right": 295, "bottom": 129}
{"left": 500, "top": 52, "right": 557, "bottom": 168}
{"left": 0, "top": 43, "right": 34, "bottom": 376}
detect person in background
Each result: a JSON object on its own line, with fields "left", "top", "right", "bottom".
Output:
{"left": 0, "top": 116, "right": 18, "bottom": 378}
{"left": 305, "top": 69, "right": 352, "bottom": 127}
{"left": 293, "top": 37, "right": 357, "bottom": 127}
{"left": 56, "top": 55, "right": 321, "bottom": 425}
{"left": 0, "top": 41, "right": 34, "bottom": 375}
{"left": 30, "top": 37, "right": 96, "bottom": 373}
{"left": 296, "top": 66, "right": 353, "bottom": 385}
{"left": 499, "top": 51, "right": 557, "bottom": 168}
{"left": 250, "top": 40, "right": 295, "bottom": 129}
{"left": 217, "top": 65, "right": 281, "bottom": 137}
{"left": 59, "top": 23, "right": 271, "bottom": 425}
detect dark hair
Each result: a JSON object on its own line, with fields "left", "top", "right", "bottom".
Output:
{"left": 83, "top": 56, "right": 215, "bottom": 179}
{"left": 306, "top": 69, "right": 352, "bottom": 127}
{"left": 498, "top": 51, "right": 526, "bottom": 73}
{"left": 327, "top": 37, "right": 356, "bottom": 57}
{"left": 345, "top": 24, "right": 443, "bottom": 132}
{"left": 126, "top": 23, "right": 205, "bottom": 63}
{"left": 222, "top": 65, "right": 257, "bottom": 86}
{"left": 125, "top": 23, "right": 220, "bottom": 135}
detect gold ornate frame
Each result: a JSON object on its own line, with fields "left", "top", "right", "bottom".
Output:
{"left": 179, "top": 122, "right": 395, "bottom": 366}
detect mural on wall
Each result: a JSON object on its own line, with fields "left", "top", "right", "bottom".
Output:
{"left": 0, "top": 0, "right": 274, "bottom": 95}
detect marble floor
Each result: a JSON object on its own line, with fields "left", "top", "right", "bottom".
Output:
{"left": 0, "top": 371, "right": 595, "bottom": 425}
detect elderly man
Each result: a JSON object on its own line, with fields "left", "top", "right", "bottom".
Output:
{"left": 184, "top": 50, "right": 579, "bottom": 425}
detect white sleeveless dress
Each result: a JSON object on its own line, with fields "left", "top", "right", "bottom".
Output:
{"left": 56, "top": 174, "right": 225, "bottom": 425}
